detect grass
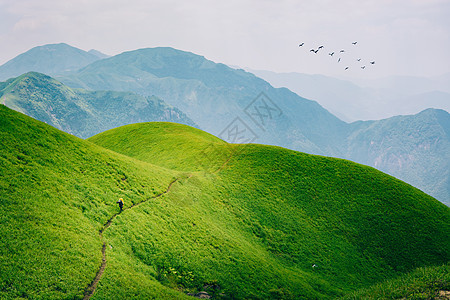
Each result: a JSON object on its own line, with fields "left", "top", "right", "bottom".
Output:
{"left": 90, "top": 122, "right": 449, "bottom": 299}
{"left": 0, "top": 105, "right": 178, "bottom": 299}
{"left": 1, "top": 106, "right": 449, "bottom": 299}
{"left": 341, "top": 264, "right": 449, "bottom": 299}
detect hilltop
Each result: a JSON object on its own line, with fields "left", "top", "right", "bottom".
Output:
{"left": 1, "top": 105, "right": 449, "bottom": 298}
{"left": 0, "top": 72, "right": 196, "bottom": 138}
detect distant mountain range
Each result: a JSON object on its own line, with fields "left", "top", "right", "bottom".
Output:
{"left": 0, "top": 43, "right": 108, "bottom": 81}
{"left": 0, "top": 72, "right": 196, "bottom": 138}
{"left": 0, "top": 43, "right": 448, "bottom": 205}
{"left": 248, "top": 69, "right": 450, "bottom": 122}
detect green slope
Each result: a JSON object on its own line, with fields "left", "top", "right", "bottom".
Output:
{"left": 89, "top": 122, "right": 450, "bottom": 298}
{"left": 88, "top": 122, "right": 230, "bottom": 172}
{"left": 0, "top": 105, "right": 186, "bottom": 299}
{"left": 0, "top": 72, "right": 197, "bottom": 138}
{"left": 2, "top": 104, "right": 449, "bottom": 299}
{"left": 342, "top": 263, "right": 450, "bottom": 299}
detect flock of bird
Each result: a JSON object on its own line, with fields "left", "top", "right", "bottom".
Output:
{"left": 298, "top": 41, "right": 375, "bottom": 71}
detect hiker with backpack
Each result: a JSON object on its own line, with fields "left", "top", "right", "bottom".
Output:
{"left": 117, "top": 198, "right": 124, "bottom": 211}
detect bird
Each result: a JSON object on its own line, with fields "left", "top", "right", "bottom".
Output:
{"left": 345, "top": 66, "right": 349, "bottom": 70}
{"left": 318, "top": 45, "right": 324, "bottom": 49}
{"left": 357, "top": 58, "right": 361, "bottom": 61}
{"left": 370, "top": 61, "right": 375, "bottom": 64}
{"left": 338, "top": 58, "right": 341, "bottom": 62}
{"left": 314, "top": 49, "right": 319, "bottom": 53}
{"left": 340, "top": 49, "right": 345, "bottom": 53}
{"left": 329, "top": 52, "right": 335, "bottom": 56}
{"left": 310, "top": 49, "right": 316, "bottom": 53}
{"left": 361, "top": 66, "right": 366, "bottom": 69}
{"left": 312, "top": 264, "right": 317, "bottom": 268}
{"left": 352, "top": 41, "right": 358, "bottom": 45}
{"left": 299, "top": 43, "right": 304, "bottom": 47}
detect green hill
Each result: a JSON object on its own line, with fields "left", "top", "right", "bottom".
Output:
{"left": 1, "top": 104, "right": 449, "bottom": 299}
{"left": 0, "top": 72, "right": 196, "bottom": 138}
{"left": 89, "top": 122, "right": 449, "bottom": 298}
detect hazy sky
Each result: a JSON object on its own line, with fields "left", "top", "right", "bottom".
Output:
{"left": 1, "top": 0, "right": 449, "bottom": 79}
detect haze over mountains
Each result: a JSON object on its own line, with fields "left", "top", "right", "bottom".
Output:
{"left": 249, "top": 69, "right": 450, "bottom": 122}
{"left": 0, "top": 43, "right": 448, "bottom": 205}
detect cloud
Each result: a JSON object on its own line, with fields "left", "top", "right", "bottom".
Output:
{"left": 0, "top": 0, "right": 449, "bottom": 77}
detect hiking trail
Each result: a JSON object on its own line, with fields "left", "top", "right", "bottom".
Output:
{"left": 82, "top": 147, "right": 235, "bottom": 299}
{"left": 82, "top": 177, "right": 181, "bottom": 300}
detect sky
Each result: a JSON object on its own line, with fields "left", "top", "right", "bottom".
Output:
{"left": 0, "top": 0, "right": 450, "bottom": 79}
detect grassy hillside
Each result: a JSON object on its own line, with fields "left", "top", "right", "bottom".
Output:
{"left": 0, "top": 105, "right": 184, "bottom": 299}
{"left": 2, "top": 104, "right": 449, "bottom": 299}
{"left": 88, "top": 122, "right": 230, "bottom": 172}
{"left": 342, "top": 264, "right": 449, "bottom": 299}
{"left": 90, "top": 122, "right": 450, "bottom": 298}
{"left": 0, "top": 72, "right": 196, "bottom": 138}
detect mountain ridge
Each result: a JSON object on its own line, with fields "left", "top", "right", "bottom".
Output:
{"left": 0, "top": 43, "right": 104, "bottom": 81}
{"left": 0, "top": 72, "right": 197, "bottom": 138}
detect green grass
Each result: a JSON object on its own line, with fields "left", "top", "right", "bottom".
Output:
{"left": 1, "top": 106, "right": 449, "bottom": 299}
{"left": 0, "top": 105, "right": 180, "bottom": 299}
{"left": 341, "top": 264, "right": 449, "bottom": 299}
{"left": 90, "top": 122, "right": 449, "bottom": 299}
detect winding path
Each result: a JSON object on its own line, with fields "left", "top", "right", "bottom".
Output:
{"left": 82, "top": 177, "right": 180, "bottom": 300}
{"left": 82, "top": 147, "right": 235, "bottom": 299}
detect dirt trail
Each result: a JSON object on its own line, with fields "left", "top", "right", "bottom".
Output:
{"left": 82, "top": 177, "right": 181, "bottom": 300}
{"left": 82, "top": 149, "right": 233, "bottom": 299}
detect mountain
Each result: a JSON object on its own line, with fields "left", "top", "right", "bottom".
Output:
{"left": 59, "top": 47, "right": 349, "bottom": 157}
{"left": 55, "top": 47, "right": 449, "bottom": 204}
{"left": 0, "top": 43, "right": 103, "bottom": 81}
{"left": 248, "top": 69, "right": 450, "bottom": 122}
{"left": 1, "top": 104, "right": 448, "bottom": 299}
{"left": 0, "top": 72, "right": 196, "bottom": 138}
{"left": 88, "top": 49, "right": 110, "bottom": 59}
{"left": 347, "top": 109, "right": 450, "bottom": 205}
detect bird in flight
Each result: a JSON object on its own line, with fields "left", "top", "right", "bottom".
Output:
{"left": 340, "top": 50, "right": 345, "bottom": 53}
{"left": 338, "top": 58, "right": 341, "bottom": 62}
{"left": 352, "top": 41, "right": 358, "bottom": 45}
{"left": 299, "top": 43, "right": 304, "bottom": 47}
{"left": 361, "top": 66, "right": 366, "bottom": 69}
{"left": 318, "top": 45, "right": 324, "bottom": 49}
{"left": 357, "top": 58, "right": 361, "bottom": 61}
{"left": 329, "top": 52, "right": 334, "bottom": 56}
{"left": 370, "top": 61, "right": 375, "bottom": 64}
{"left": 345, "top": 66, "right": 349, "bottom": 70}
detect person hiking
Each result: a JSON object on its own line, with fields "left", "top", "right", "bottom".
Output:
{"left": 117, "top": 198, "right": 124, "bottom": 211}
